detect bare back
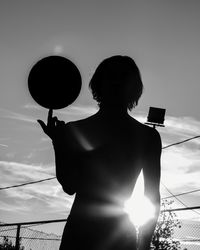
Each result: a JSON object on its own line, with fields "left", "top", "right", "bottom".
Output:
{"left": 57, "top": 111, "right": 161, "bottom": 250}
{"left": 65, "top": 112, "right": 153, "bottom": 206}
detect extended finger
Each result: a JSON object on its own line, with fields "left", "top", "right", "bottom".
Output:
{"left": 52, "top": 116, "right": 58, "bottom": 126}
{"left": 47, "top": 109, "right": 53, "bottom": 125}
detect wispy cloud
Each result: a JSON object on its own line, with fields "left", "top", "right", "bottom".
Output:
{"left": 0, "top": 107, "right": 36, "bottom": 123}
{"left": 0, "top": 161, "right": 54, "bottom": 184}
{"left": 0, "top": 200, "right": 31, "bottom": 212}
{"left": 0, "top": 160, "right": 73, "bottom": 214}
{"left": 21, "top": 103, "right": 97, "bottom": 125}
{"left": 0, "top": 138, "right": 9, "bottom": 148}
{"left": 0, "top": 143, "right": 8, "bottom": 147}
{"left": 23, "top": 103, "right": 97, "bottom": 115}
{"left": 23, "top": 103, "right": 41, "bottom": 110}
{"left": 165, "top": 116, "right": 200, "bottom": 135}
{"left": 54, "top": 104, "right": 97, "bottom": 122}
{"left": 160, "top": 116, "right": 200, "bottom": 149}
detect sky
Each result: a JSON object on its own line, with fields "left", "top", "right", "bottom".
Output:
{"left": 0, "top": 0, "right": 200, "bottom": 242}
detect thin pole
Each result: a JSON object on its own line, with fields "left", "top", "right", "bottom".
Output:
{"left": 15, "top": 224, "right": 21, "bottom": 250}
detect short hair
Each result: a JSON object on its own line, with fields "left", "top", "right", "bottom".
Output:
{"left": 89, "top": 55, "right": 143, "bottom": 110}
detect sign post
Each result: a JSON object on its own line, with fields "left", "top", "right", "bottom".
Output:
{"left": 145, "top": 107, "right": 166, "bottom": 129}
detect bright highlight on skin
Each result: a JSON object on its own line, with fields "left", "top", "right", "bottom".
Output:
{"left": 124, "top": 195, "right": 155, "bottom": 227}
{"left": 123, "top": 171, "right": 156, "bottom": 227}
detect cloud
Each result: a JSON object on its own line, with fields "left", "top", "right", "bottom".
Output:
{"left": 23, "top": 103, "right": 41, "bottom": 110}
{"left": 23, "top": 103, "right": 97, "bottom": 116}
{"left": 165, "top": 116, "right": 200, "bottom": 136}
{"left": 160, "top": 116, "right": 200, "bottom": 149}
{"left": 0, "top": 107, "right": 36, "bottom": 123}
{"left": 0, "top": 200, "right": 30, "bottom": 212}
{"left": 54, "top": 104, "right": 97, "bottom": 122}
{"left": 0, "top": 161, "right": 53, "bottom": 184}
{"left": 0, "top": 143, "right": 8, "bottom": 147}
{"left": 132, "top": 112, "right": 147, "bottom": 124}
{"left": 160, "top": 116, "right": 200, "bottom": 176}
{"left": 22, "top": 103, "right": 97, "bottom": 125}
{"left": 5, "top": 181, "right": 73, "bottom": 212}
{"left": 0, "top": 160, "right": 74, "bottom": 215}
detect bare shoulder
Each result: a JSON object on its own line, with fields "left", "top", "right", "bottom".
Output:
{"left": 143, "top": 124, "right": 161, "bottom": 142}
{"left": 65, "top": 114, "right": 96, "bottom": 129}
{"left": 142, "top": 125, "right": 162, "bottom": 154}
{"left": 129, "top": 117, "right": 158, "bottom": 134}
{"left": 64, "top": 115, "right": 97, "bottom": 140}
{"left": 130, "top": 117, "right": 161, "bottom": 151}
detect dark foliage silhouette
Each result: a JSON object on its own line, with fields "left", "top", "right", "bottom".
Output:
{"left": 151, "top": 200, "right": 181, "bottom": 250}
{"left": 0, "top": 236, "right": 24, "bottom": 250}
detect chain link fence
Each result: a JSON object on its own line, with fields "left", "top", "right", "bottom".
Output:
{"left": 0, "top": 220, "right": 65, "bottom": 250}
{"left": 173, "top": 221, "right": 200, "bottom": 250}
{"left": 0, "top": 213, "right": 200, "bottom": 250}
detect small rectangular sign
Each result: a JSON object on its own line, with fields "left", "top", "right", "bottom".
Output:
{"left": 147, "top": 107, "right": 166, "bottom": 125}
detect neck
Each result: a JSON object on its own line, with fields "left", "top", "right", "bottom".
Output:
{"left": 98, "top": 104, "right": 129, "bottom": 117}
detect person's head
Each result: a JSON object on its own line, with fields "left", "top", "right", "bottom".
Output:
{"left": 89, "top": 55, "right": 143, "bottom": 111}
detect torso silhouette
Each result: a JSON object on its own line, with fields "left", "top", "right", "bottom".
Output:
{"left": 58, "top": 109, "right": 153, "bottom": 250}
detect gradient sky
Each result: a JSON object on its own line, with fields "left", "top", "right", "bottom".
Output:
{"left": 1, "top": 0, "right": 200, "bottom": 242}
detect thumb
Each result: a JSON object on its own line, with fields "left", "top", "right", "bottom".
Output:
{"left": 37, "top": 119, "right": 47, "bottom": 132}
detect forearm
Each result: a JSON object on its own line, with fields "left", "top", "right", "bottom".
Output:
{"left": 52, "top": 140, "right": 77, "bottom": 195}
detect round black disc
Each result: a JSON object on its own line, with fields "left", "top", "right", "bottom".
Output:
{"left": 28, "top": 56, "right": 82, "bottom": 109}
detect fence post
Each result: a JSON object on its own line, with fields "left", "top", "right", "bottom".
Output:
{"left": 15, "top": 224, "right": 21, "bottom": 250}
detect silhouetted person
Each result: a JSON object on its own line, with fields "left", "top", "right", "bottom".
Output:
{"left": 38, "top": 55, "right": 161, "bottom": 250}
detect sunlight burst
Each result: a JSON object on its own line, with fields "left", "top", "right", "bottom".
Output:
{"left": 124, "top": 195, "right": 155, "bottom": 227}
{"left": 123, "top": 172, "right": 155, "bottom": 227}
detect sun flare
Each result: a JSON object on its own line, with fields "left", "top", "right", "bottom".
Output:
{"left": 124, "top": 172, "right": 155, "bottom": 227}
{"left": 53, "top": 45, "right": 63, "bottom": 54}
{"left": 124, "top": 195, "right": 155, "bottom": 227}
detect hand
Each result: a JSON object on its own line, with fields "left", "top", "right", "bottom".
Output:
{"left": 37, "top": 109, "right": 65, "bottom": 141}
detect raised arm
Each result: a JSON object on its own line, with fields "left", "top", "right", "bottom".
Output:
{"left": 37, "top": 110, "right": 77, "bottom": 195}
{"left": 138, "top": 128, "right": 162, "bottom": 250}
{"left": 52, "top": 122, "right": 78, "bottom": 195}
